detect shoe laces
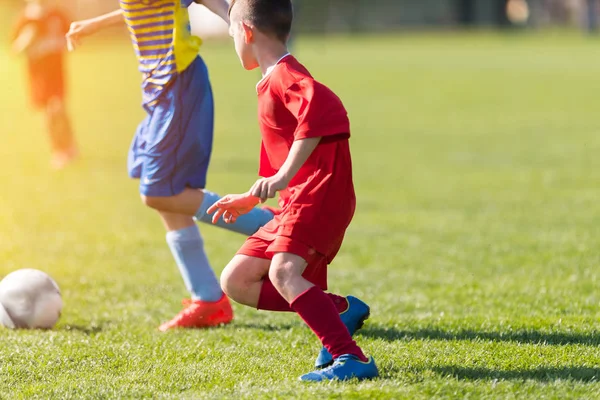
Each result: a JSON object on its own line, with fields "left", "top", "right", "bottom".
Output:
{"left": 326, "top": 354, "right": 361, "bottom": 371}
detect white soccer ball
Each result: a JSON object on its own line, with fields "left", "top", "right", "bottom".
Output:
{"left": 0, "top": 269, "right": 62, "bottom": 329}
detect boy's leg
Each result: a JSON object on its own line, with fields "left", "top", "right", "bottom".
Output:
{"left": 220, "top": 241, "right": 376, "bottom": 380}
{"left": 162, "top": 212, "right": 222, "bottom": 301}
{"left": 220, "top": 254, "right": 271, "bottom": 308}
{"left": 220, "top": 241, "right": 349, "bottom": 313}
{"left": 126, "top": 55, "right": 237, "bottom": 330}
{"left": 158, "top": 211, "right": 232, "bottom": 331}
{"left": 313, "top": 293, "right": 371, "bottom": 369}
{"left": 269, "top": 252, "right": 366, "bottom": 361}
{"left": 269, "top": 252, "right": 377, "bottom": 381}
{"left": 143, "top": 188, "right": 274, "bottom": 236}
{"left": 196, "top": 190, "right": 275, "bottom": 235}
{"left": 46, "top": 97, "right": 77, "bottom": 169}
{"left": 257, "top": 278, "right": 350, "bottom": 313}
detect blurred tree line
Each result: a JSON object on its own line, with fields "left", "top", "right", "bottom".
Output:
{"left": 296, "top": 0, "right": 599, "bottom": 32}
{"left": 2, "top": 0, "right": 599, "bottom": 32}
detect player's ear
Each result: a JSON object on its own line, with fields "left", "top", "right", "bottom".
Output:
{"left": 242, "top": 22, "right": 254, "bottom": 44}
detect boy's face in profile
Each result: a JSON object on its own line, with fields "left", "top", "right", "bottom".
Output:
{"left": 228, "top": 2, "right": 259, "bottom": 71}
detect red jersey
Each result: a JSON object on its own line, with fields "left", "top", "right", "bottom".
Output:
{"left": 12, "top": 8, "right": 70, "bottom": 107}
{"left": 255, "top": 55, "right": 356, "bottom": 258}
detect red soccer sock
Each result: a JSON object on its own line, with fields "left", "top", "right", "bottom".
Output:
{"left": 257, "top": 279, "right": 349, "bottom": 314}
{"left": 257, "top": 279, "right": 293, "bottom": 312}
{"left": 291, "top": 286, "right": 367, "bottom": 362}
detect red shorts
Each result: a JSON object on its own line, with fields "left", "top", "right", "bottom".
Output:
{"left": 27, "top": 54, "right": 65, "bottom": 109}
{"left": 237, "top": 235, "right": 339, "bottom": 290}
{"left": 29, "top": 72, "right": 64, "bottom": 109}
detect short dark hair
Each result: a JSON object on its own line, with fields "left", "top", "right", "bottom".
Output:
{"left": 229, "top": 0, "right": 293, "bottom": 43}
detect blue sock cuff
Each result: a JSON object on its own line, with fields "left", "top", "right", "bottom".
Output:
{"left": 195, "top": 190, "right": 221, "bottom": 221}
{"left": 194, "top": 190, "right": 275, "bottom": 236}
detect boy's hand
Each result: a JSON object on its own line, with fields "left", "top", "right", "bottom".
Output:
{"left": 65, "top": 10, "right": 124, "bottom": 51}
{"left": 250, "top": 174, "right": 289, "bottom": 203}
{"left": 65, "top": 20, "right": 98, "bottom": 51}
{"left": 207, "top": 193, "right": 261, "bottom": 224}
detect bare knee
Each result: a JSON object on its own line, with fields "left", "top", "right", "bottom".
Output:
{"left": 221, "top": 256, "right": 269, "bottom": 306}
{"left": 220, "top": 261, "right": 251, "bottom": 300}
{"left": 220, "top": 265, "right": 241, "bottom": 301}
{"left": 141, "top": 195, "right": 167, "bottom": 210}
{"left": 46, "top": 97, "right": 64, "bottom": 117}
{"left": 268, "top": 256, "right": 301, "bottom": 289}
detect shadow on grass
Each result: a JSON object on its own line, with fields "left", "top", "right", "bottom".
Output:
{"left": 360, "top": 325, "right": 600, "bottom": 346}
{"left": 58, "top": 324, "right": 104, "bottom": 335}
{"left": 232, "top": 322, "right": 298, "bottom": 331}
{"left": 432, "top": 365, "right": 600, "bottom": 382}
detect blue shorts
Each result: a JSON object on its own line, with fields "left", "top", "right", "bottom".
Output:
{"left": 128, "top": 56, "right": 214, "bottom": 197}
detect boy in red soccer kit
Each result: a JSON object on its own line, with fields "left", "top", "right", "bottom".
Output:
{"left": 12, "top": 0, "right": 77, "bottom": 169}
{"left": 208, "top": 0, "right": 379, "bottom": 381}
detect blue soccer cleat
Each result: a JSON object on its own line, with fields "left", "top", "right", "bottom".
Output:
{"left": 300, "top": 355, "right": 379, "bottom": 382}
{"left": 315, "top": 295, "right": 370, "bottom": 369}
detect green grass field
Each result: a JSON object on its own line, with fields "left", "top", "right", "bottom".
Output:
{"left": 1, "top": 30, "right": 600, "bottom": 399}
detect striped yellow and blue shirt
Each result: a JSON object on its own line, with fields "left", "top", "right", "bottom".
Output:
{"left": 120, "top": 0, "right": 202, "bottom": 106}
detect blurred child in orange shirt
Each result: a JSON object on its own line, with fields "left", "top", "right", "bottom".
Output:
{"left": 12, "top": 0, "right": 77, "bottom": 169}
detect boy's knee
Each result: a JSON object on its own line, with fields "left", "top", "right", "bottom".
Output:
{"left": 46, "top": 97, "right": 64, "bottom": 116}
{"left": 268, "top": 257, "right": 301, "bottom": 288}
{"left": 141, "top": 195, "right": 169, "bottom": 210}
{"left": 221, "top": 256, "right": 269, "bottom": 304}
{"left": 141, "top": 195, "right": 156, "bottom": 209}
{"left": 220, "top": 264, "right": 247, "bottom": 301}
{"left": 219, "top": 267, "right": 236, "bottom": 298}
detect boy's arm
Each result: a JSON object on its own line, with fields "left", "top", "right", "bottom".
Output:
{"left": 195, "top": 0, "right": 230, "bottom": 24}
{"left": 250, "top": 137, "right": 321, "bottom": 202}
{"left": 208, "top": 138, "right": 320, "bottom": 221}
{"left": 12, "top": 24, "right": 37, "bottom": 54}
{"left": 66, "top": 9, "right": 124, "bottom": 51}
{"left": 277, "top": 137, "right": 321, "bottom": 184}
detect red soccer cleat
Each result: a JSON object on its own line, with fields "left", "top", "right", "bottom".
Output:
{"left": 158, "top": 294, "right": 233, "bottom": 332}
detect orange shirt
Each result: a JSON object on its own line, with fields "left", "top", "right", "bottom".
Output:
{"left": 12, "top": 8, "right": 69, "bottom": 77}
